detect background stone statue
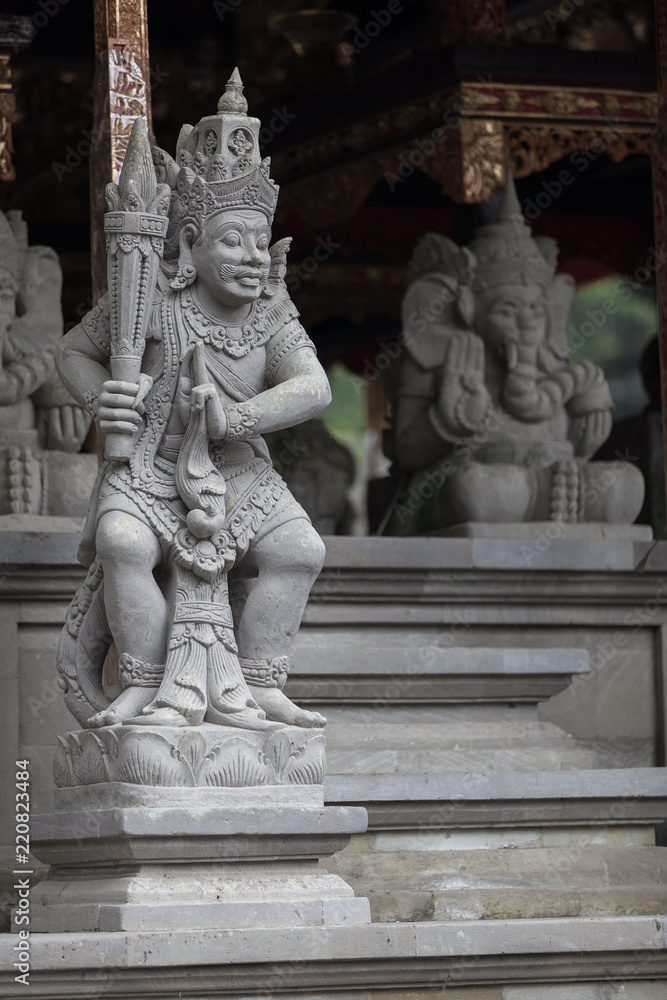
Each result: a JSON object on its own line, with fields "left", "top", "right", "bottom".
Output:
{"left": 55, "top": 71, "right": 332, "bottom": 738}
{"left": 267, "top": 418, "right": 355, "bottom": 534}
{"left": 382, "top": 174, "right": 644, "bottom": 536}
{"left": 0, "top": 210, "right": 96, "bottom": 516}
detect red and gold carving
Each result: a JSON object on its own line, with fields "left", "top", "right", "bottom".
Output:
{"left": 91, "top": 0, "right": 151, "bottom": 299}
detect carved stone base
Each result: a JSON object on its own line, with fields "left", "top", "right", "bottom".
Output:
{"left": 27, "top": 858, "right": 370, "bottom": 933}
{"left": 53, "top": 723, "right": 327, "bottom": 790}
{"left": 27, "top": 725, "right": 369, "bottom": 933}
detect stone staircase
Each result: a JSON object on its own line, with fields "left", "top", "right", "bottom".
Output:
{"left": 284, "top": 539, "right": 667, "bottom": 952}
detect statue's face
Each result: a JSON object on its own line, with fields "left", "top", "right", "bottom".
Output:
{"left": 476, "top": 284, "right": 546, "bottom": 349}
{"left": 0, "top": 275, "right": 16, "bottom": 334}
{"left": 190, "top": 208, "right": 271, "bottom": 309}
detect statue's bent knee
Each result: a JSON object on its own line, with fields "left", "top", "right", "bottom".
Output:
{"left": 292, "top": 522, "right": 326, "bottom": 577}
{"left": 444, "top": 463, "right": 533, "bottom": 524}
{"left": 582, "top": 462, "right": 645, "bottom": 523}
{"left": 96, "top": 511, "right": 161, "bottom": 568}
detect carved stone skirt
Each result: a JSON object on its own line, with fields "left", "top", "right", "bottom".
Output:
{"left": 93, "top": 455, "right": 311, "bottom": 568}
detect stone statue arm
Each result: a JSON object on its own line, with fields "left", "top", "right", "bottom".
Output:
{"left": 32, "top": 371, "right": 92, "bottom": 453}
{"left": 191, "top": 347, "right": 331, "bottom": 440}
{"left": 502, "top": 342, "right": 613, "bottom": 425}
{"left": 0, "top": 347, "right": 55, "bottom": 407}
{"left": 566, "top": 360, "right": 614, "bottom": 457}
{"left": 55, "top": 321, "right": 144, "bottom": 438}
{"left": 393, "top": 333, "right": 491, "bottom": 474}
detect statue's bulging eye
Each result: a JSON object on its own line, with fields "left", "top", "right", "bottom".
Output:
{"left": 257, "top": 237, "right": 269, "bottom": 251}
{"left": 221, "top": 232, "right": 241, "bottom": 247}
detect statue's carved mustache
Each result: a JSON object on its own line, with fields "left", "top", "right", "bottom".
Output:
{"left": 219, "top": 262, "right": 269, "bottom": 283}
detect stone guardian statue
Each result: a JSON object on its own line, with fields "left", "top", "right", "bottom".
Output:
{"left": 55, "top": 70, "right": 332, "bottom": 733}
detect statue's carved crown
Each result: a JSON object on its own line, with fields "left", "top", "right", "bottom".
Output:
{"left": 469, "top": 173, "right": 557, "bottom": 293}
{"left": 153, "top": 69, "right": 279, "bottom": 257}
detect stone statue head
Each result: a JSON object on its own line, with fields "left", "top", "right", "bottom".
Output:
{"left": 0, "top": 210, "right": 64, "bottom": 356}
{"left": 403, "top": 173, "right": 577, "bottom": 373}
{"left": 469, "top": 174, "right": 565, "bottom": 355}
{"left": 152, "top": 69, "right": 279, "bottom": 308}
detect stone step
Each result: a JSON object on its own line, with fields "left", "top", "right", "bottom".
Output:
{"left": 287, "top": 646, "right": 590, "bottom": 705}
{"left": 326, "top": 745, "right": 594, "bottom": 775}
{"left": 361, "top": 885, "right": 667, "bottom": 922}
{"left": 326, "top": 845, "right": 667, "bottom": 922}
{"left": 324, "top": 718, "right": 583, "bottom": 746}
{"left": 324, "top": 769, "right": 667, "bottom": 830}
{"left": 2, "top": 914, "right": 665, "bottom": 996}
{"left": 330, "top": 846, "right": 667, "bottom": 890}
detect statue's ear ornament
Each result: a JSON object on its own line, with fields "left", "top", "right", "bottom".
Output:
{"left": 265, "top": 237, "right": 292, "bottom": 297}
{"left": 409, "top": 232, "right": 475, "bottom": 287}
{"left": 169, "top": 264, "right": 197, "bottom": 291}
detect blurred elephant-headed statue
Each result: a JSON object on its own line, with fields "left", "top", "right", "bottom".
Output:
{"left": 382, "top": 173, "right": 644, "bottom": 536}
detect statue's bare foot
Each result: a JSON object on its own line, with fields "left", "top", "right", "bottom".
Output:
{"left": 249, "top": 688, "right": 326, "bottom": 728}
{"left": 204, "top": 701, "right": 288, "bottom": 731}
{"left": 125, "top": 705, "right": 203, "bottom": 727}
{"left": 87, "top": 686, "right": 158, "bottom": 728}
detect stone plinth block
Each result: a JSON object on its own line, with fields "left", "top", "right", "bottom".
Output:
{"left": 439, "top": 522, "right": 653, "bottom": 541}
{"left": 27, "top": 724, "right": 369, "bottom": 934}
{"left": 53, "top": 723, "right": 325, "bottom": 789}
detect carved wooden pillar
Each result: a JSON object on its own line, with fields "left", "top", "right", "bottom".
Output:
{"left": 427, "top": 0, "right": 507, "bottom": 45}
{"left": 654, "top": 0, "right": 667, "bottom": 533}
{"left": 90, "top": 0, "right": 152, "bottom": 300}
{"left": 0, "top": 16, "right": 35, "bottom": 182}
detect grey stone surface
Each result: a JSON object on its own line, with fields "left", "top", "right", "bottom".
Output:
{"left": 27, "top": 860, "right": 371, "bottom": 933}
{"left": 31, "top": 797, "right": 367, "bottom": 867}
{"left": 0, "top": 916, "right": 665, "bottom": 997}
{"left": 324, "top": 768, "right": 667, "bottom": 829}
{"left": 28, "top": 776, "right": 369, "bottom": 932}
{"left": 382, "top": 175, "right": 643, "bottom": 535}
{"left": 317, "top": 533, "right": 656, "bottom": 571}
{"left": 289, "top": 646, "right": 589, "bottom": 705}
{"left": 441, "top": 522, "right": 653, "bottom": 541}
{"left": 2, "top": 534, "right": 665, "bottom": 831}
{"left": 328, "top": 843, "right": 667, "bottom": 922}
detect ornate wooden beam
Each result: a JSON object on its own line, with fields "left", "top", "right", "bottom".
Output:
{"left": 274, "top": 81, "right": 657, "bottom": 225}
{"left": 90, "top": 0, "right": 152, "bottom": 299}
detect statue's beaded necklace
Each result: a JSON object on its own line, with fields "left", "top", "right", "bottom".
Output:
{"left": 181, "top": 287, "right": 270, "bottom": 358}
